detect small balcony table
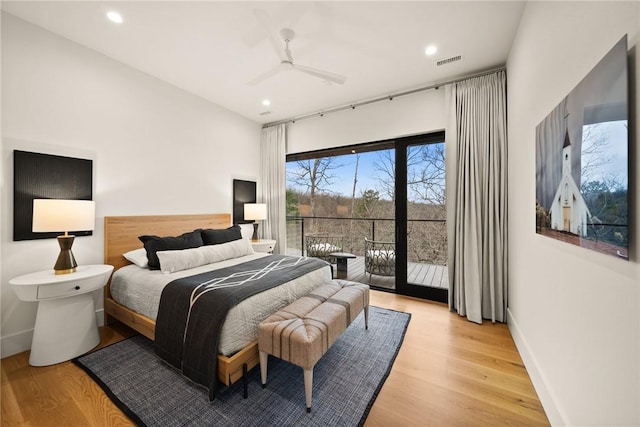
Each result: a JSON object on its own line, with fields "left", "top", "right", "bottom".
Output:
{"left": 329, "top": 252, "right": 357, "bottom": 279}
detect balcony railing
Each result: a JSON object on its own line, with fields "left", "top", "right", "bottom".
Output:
{"left": 285, "top": 216, "right": 448, "bottom": 290}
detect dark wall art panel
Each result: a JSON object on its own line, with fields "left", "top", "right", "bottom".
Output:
{"left": 535, "top": 35, "right": 629, "bottom": 259}
{"left": 233, "top": 179, "right": 256, "bottom": 225}
{"left": 13, "top": 150, "right": 93, "bottom": 241}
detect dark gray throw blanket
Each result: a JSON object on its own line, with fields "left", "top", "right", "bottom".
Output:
{"left": 154, "top": 255, "right": 328, "bottom": 401}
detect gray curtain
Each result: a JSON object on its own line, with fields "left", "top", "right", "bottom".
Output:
{"left": 259, "top": 124, "right": 287, "bottom": 254}
{"left": 445, "top": 70, "right": 508, "bottom": 324}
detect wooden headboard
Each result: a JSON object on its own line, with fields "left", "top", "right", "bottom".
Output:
{"left": 102, "top": 213, "right": 231, "bottom": 339}
{"left": 103, "top": 213, "right": 231, "bottom": 272}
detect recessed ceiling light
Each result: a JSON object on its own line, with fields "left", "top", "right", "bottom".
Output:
{"left": 262, "top": 99, "right": 271, "bottom": 107}
{"left": 107, "top": 11, "right": 123, "bottom": 24}
{"left": 425, "top": 45, "right": 438, "bottom": 56}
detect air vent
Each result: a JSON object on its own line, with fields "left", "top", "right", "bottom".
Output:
{"left": 259, "top": 111, "right": 271, "bottom": 116}
{"left": 436, "top": 55, "right": 462, "bottom": 66}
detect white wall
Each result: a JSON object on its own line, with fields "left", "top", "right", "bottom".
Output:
{"left": 286, "top": 87, "right": 445, "bottom": 153}
{"left": 507, "top": 2, "right": 639, "bottom": 426}
{"left": 0, "top": 13, "right": 261, "bottom": 357}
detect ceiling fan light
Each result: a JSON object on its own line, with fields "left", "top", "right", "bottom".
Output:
{"left": 107, "top": 11, "right": 123, "bottom": 24}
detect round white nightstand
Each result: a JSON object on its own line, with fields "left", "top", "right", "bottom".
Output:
{"left": 10, "top": 264, "right": 114, "bottom": 366}
{"left": 251, "top": 239, "right": 277, "bottom": 253}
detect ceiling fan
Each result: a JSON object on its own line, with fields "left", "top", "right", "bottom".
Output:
{"left": 247, "top": 28, "right": 347, "bottom": 86}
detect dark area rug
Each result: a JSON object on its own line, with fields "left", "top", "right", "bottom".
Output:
{"left": 73, "top": 306, "right": 410, "bottom": 427}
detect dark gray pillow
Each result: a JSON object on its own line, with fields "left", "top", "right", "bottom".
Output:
{"left": 139, "top": 230, "right": 204, "bottom": 270}
{"left": 200, "top": 225, "right": 242, "bottom": 246}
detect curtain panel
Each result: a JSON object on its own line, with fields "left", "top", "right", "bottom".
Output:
{"left": 445, "top": 70, "right": 508, "bottom": 324}
{"left": 259, "top": 124, "right": 287, "bottom": 254}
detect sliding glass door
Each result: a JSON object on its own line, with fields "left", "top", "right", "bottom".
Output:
{"left": 395, "top": 132, "right": 447, "bottom": 301}
{"left": 285, "top": 131, "right": 446, "bottom": 302}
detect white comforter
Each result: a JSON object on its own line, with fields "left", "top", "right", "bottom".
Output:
{"left": 110, "top": 253, "right": 332, "bottom": 356}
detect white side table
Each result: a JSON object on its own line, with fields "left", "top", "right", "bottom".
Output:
{"left": 10, "top": 264, "right": 114, "bottom": 366}
{"left": 251, "top": 239, "right": 277, "bottom": 253}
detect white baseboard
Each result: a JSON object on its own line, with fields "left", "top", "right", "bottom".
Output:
{"left": 1, "top": 309, "right": 106, "bottom": 359}
{"left": 1, "top": 328, "right": 33, "bottom": 359}
{"left": 507, "top": 307, "right": 567, "bottom": 426}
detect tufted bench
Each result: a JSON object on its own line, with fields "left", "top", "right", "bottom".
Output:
{"left": 258, "top": 279, "right": 370, "bottom": 412}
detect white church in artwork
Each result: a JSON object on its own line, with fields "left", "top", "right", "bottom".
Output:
{"left": 550, "top": 130, "right": 591, "bottom": 236}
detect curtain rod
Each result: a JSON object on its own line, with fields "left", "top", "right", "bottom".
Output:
{"left": 262, "top": 66, "right": 506, "bottom": 128}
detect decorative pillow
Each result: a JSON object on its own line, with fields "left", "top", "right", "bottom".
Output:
{"left": 238, "top": 223, "right": 254, "bottom": 240}
{"left": 308, "top": 243, "right": 341, "bottom": 255}
{"left": 200, "top": 225, "right": 242, "bottom": 245}
{"left": 157, "top": 238, "right": 255, "bottom": 273}
{"left": 123, "top": 248, "right": 149, "bottom": 268}
{"left": 367, "top": 249, "right": 396, "bottom": 266}
{"left": 139, "top": 230, "right": 204, "bottom": 270}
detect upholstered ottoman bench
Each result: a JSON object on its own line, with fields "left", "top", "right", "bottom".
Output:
{"left": 258, "top": 280, "right": 369, "bottom": 412}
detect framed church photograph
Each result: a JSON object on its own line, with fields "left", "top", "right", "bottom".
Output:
{"left": 535, "top": 36, "right": 629, "bottom": 259}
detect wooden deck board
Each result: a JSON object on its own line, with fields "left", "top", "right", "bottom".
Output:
{"left": 343, "top": 256, "right": 448, "bottom": 290}
{"left": 424, "top": 264, "right": 437, "bottom": 286}
{"left": 415, "top": 263, "right": 430, "bottom": 284}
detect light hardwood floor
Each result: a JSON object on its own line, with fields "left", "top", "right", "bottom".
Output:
{"left": 1, "top": 291, "right": 549, "bottom": 426}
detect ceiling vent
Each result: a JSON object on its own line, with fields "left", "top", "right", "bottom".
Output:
{"left": 436, "top": 55, "right": 462, "bottom": 67}
{"left": 259, "top": 111, "right": 271, "bottom": 116}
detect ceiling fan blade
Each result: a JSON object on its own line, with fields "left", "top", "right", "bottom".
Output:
{"left": 246, "top": 64, "right": 286, "bottom": 86}
{"left": 253, "top": 9, "right": 288, "bottom": 62}
{"left": 293, "top": 64, "right": 347, "bottom": 85}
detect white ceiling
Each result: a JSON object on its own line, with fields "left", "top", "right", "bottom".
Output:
{"left": 2, "top": 1, "right": 526, "bottom": 124}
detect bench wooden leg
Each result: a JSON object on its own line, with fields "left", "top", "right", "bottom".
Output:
{"left": 242, "top": 363, "right": 248, "bottom": 399}
{"left": 304, "top": 368, "right": 314, "bottom": 413}
{"left": 259, "top": 351, "right": 268, "bottom": 388}
{"left": 364, "top": 304, "right": 369, "bottom": 330}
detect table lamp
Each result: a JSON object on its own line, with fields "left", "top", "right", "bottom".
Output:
{"left": 32, "top": 199, "right": 96, "bottom": 275}
{"left": 244, "top": 203, "right": 267, "bottom": 242}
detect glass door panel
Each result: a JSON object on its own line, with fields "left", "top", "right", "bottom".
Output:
{"left": 284, "top": 131, "right": 446, "bottom": 302}
{"left": 395, "top": 133, "right": 448, "bottom": 302}
{"left": 365, "top": 148, "right": 396, "bottom": 291}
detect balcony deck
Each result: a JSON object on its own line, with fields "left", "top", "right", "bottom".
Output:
{"left": 287, "top": 248, "right": 447, "bottom": 290}
{"left": 340, "top": 256, "right": 448, "bottom": 290}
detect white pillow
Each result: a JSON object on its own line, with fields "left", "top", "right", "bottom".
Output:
{"left": 367, "top": 249, "right": 396, "bottom": 266}
{"left": 368, "top": 249, "right": 396, "bottom": 258}
{"left": 309, "top": 243, "right": 340, "bottom": 253}
{"left": 238, "top": 223, "right": 254, "bottom": 240}
{"left": 157, "top": 238, "right": 255, "bottom": 274}
{"left": 123, "top": 248, "right": 149, "bottom": 268}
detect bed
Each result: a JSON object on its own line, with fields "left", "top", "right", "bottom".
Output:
{"left": 103, "top": 213, "right": 332, "bottom": 392}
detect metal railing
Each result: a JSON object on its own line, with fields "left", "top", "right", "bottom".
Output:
{"left": 286, "top": 216, "right": 447, "bottom": 265}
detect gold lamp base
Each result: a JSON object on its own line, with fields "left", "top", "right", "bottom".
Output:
{"left": 251, "top": 223, "right": 260, "bottom": 242}
{"left": 54, "top": 235, "right": 77, "bottom": 275}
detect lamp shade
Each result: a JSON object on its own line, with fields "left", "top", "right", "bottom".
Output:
{"left": 33, "top": 199, "right": 96, "bottom": 233}
{"left": 244, "top": 203, "right": 267, "bottom": 221}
